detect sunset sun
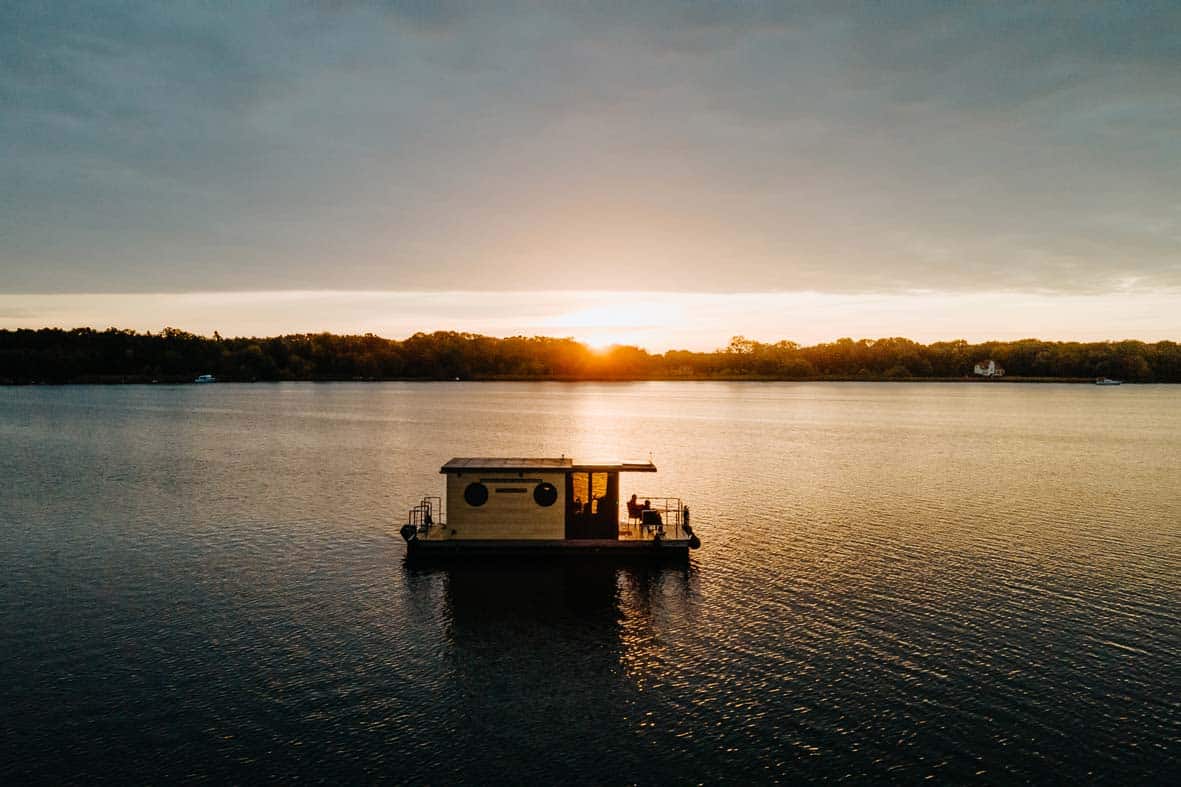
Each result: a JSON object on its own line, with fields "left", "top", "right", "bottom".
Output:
{"left": 543, "top": 299, "right": 684, "bottom": 350}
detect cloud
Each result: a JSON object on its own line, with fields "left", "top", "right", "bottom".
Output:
{"left": 2, "top": 1, "right": 1179, "bottom": 295}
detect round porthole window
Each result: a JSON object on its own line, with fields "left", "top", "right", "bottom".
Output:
{"left": 464, "top": 482, "right": 489, "bottom": 507}
{"left": 533, "top": 482, "right": 558, "bottom": 507}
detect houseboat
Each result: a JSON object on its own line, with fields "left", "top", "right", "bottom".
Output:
{"left": 194, "top": 374, "right": 216, "bottom": 384}
{"left": 1095, "top": 377, "right": 1122, "bottom": 386}
{"left": 399, "top": 457, "right": 701, "bottom": 557}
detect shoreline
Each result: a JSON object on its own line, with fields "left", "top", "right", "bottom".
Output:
{"left": 1, "top": 376, "right": 1146, "bottom": 386}
{"left": 5, "top": 329, "right": 1173, "bottom": 384}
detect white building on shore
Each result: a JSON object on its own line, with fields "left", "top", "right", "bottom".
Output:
{"left": 973, "top": 359, "right": 1005, "bottom": 378}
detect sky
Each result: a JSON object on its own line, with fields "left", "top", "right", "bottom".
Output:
{"left": 2, "top": 1, "right": 1179, "bottom": 350}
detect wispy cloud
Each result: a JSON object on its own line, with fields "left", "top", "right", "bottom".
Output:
{"left": 2, "top": 2, "right": 1179, "bottom": 295}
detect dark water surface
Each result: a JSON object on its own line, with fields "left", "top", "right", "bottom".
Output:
{"left": 1, "top": 382, "right": 1178, "bottom": 783}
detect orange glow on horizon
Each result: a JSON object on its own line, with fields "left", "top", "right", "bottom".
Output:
{"left": 543, "top": 301, "right": 684, "bottom": 350}
{"left": 3, "top": 290, "right": 1181, "bottom": 353}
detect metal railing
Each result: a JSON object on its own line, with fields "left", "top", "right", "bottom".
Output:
{"left": 407, "top": 496, "right": 443, "bottom": 533}
{"left": 620, "top": 496, "right": 689, "bottom": 540}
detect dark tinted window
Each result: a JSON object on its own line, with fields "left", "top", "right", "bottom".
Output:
{"left": 463, "top": 482, "right": 489, "bottom": 507}
{"left": 533, "top": 482, "right": 558, "bottom": 507}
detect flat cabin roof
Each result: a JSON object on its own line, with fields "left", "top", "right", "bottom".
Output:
{"left": 440, "top": 457, "right": 657, "bottom": 474}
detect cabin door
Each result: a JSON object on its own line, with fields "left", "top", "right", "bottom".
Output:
{"left": 565, "top": 472, "right": 619, "bottom": 539}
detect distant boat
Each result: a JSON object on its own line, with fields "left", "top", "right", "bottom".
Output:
{"left": 194, "top": 374, "right": 216, "bottom": 384}
{"left": 1095, "top": 377, "right": 1122, "bottom": 386}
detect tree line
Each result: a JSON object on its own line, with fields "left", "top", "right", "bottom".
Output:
{"left": 1, "top": 328, "right": 1178, "bottom": 383}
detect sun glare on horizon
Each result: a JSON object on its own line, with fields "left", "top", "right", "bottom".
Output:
{"left": 543, "top": 301, "right": 684, "bottom": 351}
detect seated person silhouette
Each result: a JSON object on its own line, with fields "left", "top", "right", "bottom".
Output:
{"left": 640, "top": 499, "right": 662, "bottom": 527}
{"left": 626, "top": 494, "right": 644, "bottom": 521}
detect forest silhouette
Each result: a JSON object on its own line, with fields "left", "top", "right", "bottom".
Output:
{"left": 2, "top": 328, "right": 1178, "bottom": 383}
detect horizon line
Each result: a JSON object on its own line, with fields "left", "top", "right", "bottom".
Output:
{"left": 6, "top": 324, "right": 1176, "bottom": 352}
{"left": 3, "top": 290, "right": 1179, "bottom": 352}
{"left": 5, "top": 286, "right": 1181, "bottom": 297}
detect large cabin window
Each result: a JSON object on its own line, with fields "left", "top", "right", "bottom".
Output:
{"left": 565, "top": 471, "right": 618, "bottom": 539}
{"left": 570, "top": 472, "right": 589, "bottom": 512}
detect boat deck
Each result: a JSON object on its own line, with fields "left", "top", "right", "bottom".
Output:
{"left": 406, "top": 537, "right": 694, "bottom": 558}
{"left": 401, "top": 480, "right": 700, "bottom": 557}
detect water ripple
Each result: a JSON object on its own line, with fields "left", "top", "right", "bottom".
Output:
{"left": 1, "top": 382, "right": 1178, "bottom": 783}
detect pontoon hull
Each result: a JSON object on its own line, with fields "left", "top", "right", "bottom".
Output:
{"left": 405, "top": 537, "right": 693, "bottom": 559}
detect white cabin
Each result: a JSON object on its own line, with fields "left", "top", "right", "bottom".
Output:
{"left": 973, "top": 360, "right": 1005, "bottom": 378}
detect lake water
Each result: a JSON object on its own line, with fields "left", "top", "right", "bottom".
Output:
{"left": 1, "top": 382, "right": 1178, "bottom": 783}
